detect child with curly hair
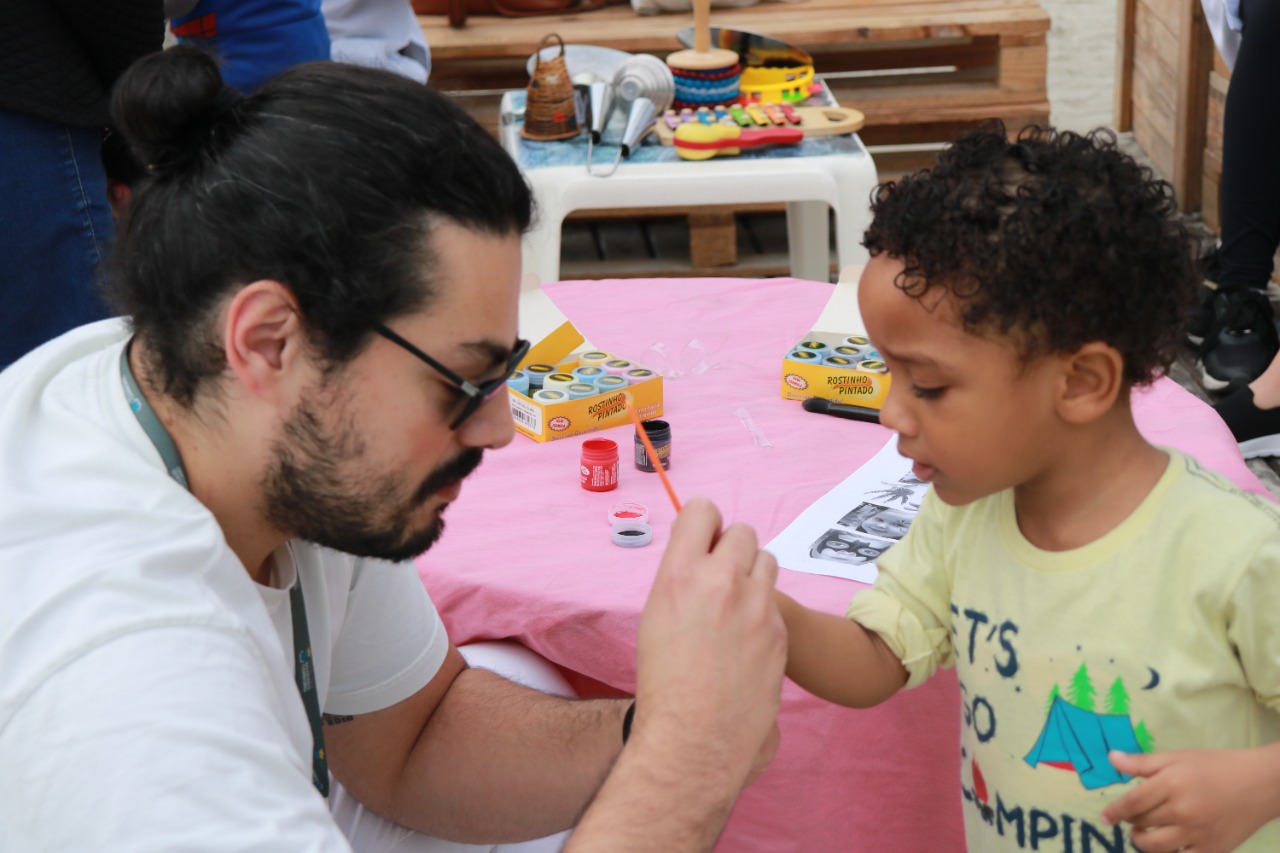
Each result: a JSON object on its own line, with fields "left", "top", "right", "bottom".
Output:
{"left": 776, "top": 124, "right": 1280, "bottom": 852}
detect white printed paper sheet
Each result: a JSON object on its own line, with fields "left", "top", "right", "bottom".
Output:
{"left": 765, "top": 436, "right": 925, "bottom": 583}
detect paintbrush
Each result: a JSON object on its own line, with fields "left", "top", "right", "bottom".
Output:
{"left": 625, "top": 400, "right": 681, "bottom": 512}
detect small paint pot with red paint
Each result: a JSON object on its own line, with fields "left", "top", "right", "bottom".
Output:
{"left": 608, "top": 502, "right": 649, "bottom": 526}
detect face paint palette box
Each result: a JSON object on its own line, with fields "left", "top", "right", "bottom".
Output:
{"left": 780, "top": 264, "right": 892, "bottom": 407}
{"left": 508, "top": 274, "right": 663, "bottom": 443}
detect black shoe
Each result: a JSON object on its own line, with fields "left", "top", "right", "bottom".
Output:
{"left": 1186, "top": 245, "right": 1223, "bottom": 346}
{"left": 1213, "top": 386, "right": 1280, "bottom": 458}
{"left": 1197, "top": 288, "right": 1279, "bottom": 392}
{"left": 1186, "top": 284, "right": 1218, "bottom": 347}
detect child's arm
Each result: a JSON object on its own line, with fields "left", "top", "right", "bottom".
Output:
{"left": 775, "top": 590, "right": 908, "bottom": 707}
{"left": 1100, "top": 743, "right": 1280, "bottom": 853}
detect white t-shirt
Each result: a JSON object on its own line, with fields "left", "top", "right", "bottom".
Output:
{"left": 0, "top": 319, "right": 450, "bottom": 850}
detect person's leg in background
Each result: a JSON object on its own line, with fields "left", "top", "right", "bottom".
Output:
{"left": 0, "top": 111, "right": 115, "bottom": 368}
{"left": 1211, "top": 0, "right": 1280, "bottom": 455}
{"left": 1214, "top": 0, "right": 1279, "bottom": 297}
{"left": 330, "top": 641, "right": 575, "bottom": 853}
{"left": 1196, "top": 0, "right": 1280, "bottom": 392}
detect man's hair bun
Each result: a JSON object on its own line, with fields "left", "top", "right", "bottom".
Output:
{"left": 110, "top": 45, "right": 243, "bottom": 177}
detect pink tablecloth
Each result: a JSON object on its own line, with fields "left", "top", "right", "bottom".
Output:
{"left": 416, "top": 276, "right": 1267, "bottom": 853}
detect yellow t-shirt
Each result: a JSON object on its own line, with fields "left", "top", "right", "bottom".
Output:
{"left": 848, "top": 449, "right": 1280, "bottom": 852}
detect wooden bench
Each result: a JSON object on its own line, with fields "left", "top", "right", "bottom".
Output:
{"left": 421, "top": 0, "right": 1051, "bottom": 276}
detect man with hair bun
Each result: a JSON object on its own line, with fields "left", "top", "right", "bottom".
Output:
{"left": 0, "top": 47, "right": 785, "bottom": 852}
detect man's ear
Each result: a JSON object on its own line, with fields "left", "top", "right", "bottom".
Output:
{"left": 222, "top": 281, "right": 307, "bottom": 401}
{"left": 1057, "top": 342, "right": 1124, "bottom": 424}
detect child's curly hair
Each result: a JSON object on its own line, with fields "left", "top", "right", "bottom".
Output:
{"left": 863, "top": 123, "right": 1199, "bottom": 385}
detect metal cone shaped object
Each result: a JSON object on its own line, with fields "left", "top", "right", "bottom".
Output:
{"left": 589, "top": 81, "right": 615, "bottom": 144}
{"left": 620, "top": 97, "right": 657, "bottom": 159}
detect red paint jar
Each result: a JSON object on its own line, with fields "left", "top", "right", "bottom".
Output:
{"left": 580, "top": 438, "right": 619, "bottom": 491}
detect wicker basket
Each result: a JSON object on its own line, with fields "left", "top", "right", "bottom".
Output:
{"left": 521, "top": 34, "right": 581, "bottom": 141}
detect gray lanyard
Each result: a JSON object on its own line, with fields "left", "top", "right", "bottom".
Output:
{"left": 119, "top": 344, "right": 330, "bottom": 797}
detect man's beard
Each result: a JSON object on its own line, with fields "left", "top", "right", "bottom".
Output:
{"left": 262, "top": 394, "right": 484, "bottom": 563}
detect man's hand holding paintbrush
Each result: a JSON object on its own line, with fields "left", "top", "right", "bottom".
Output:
{"left": 582, "top": 498, "right": 786, "bottom": 849}
{"left": 579, "top": 404, "right": 787, "bottom": 849}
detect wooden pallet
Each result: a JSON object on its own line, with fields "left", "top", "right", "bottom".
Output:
{"left": 560, "top": 204, "right": 809, "bottom": 279}
{"left": 423, "top": 0, "right": 1050, "bottom": 277}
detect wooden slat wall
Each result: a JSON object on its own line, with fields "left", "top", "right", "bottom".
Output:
{"left": 1114, "top": 0, "right": 1136, "bottom": 130}
{"left": 1115, "top": 0, "right": 1212, "bottom": 211}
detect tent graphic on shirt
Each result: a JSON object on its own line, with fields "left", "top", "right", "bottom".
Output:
{"left": 1023, "top": 697, "right": 1143, "bottom": 790}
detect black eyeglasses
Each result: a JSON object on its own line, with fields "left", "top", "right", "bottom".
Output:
{"left": 372, "top": 322, "right": 531, "bottom": 430}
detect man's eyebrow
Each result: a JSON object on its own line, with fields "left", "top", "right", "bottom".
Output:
{"left": 459, "top": 339, "right": 517, "bottom": 371}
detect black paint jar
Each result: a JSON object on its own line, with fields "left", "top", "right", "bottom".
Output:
{"left": 634, "top": 419, "right": 672, "bottom": 472}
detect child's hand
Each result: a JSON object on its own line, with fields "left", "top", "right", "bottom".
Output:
{"left": 1101, "top": 748, "right": 1280, "bottom": 852}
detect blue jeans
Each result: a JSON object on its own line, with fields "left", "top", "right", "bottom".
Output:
{"left": 0, "top": 110, "right": 115, "bottom": 367}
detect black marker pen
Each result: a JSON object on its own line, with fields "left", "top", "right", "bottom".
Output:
{"left": 801, "top": 396, "right": 881, "bottom": 424}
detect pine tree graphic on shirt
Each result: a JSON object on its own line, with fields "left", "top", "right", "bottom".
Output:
{"left": 1067, "top": 663, "right": 1097, "bottom": 711}
{"left": 1104, "top": 676, "right": 1129, "bottom": 714}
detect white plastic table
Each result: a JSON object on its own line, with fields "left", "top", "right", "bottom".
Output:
{"left": 499, "top": 89, "right": 878, "bottom": 283}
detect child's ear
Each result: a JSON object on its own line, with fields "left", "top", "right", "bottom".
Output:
{"left": 1056, "top": 342, "right": 1124, "bottom": 424}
